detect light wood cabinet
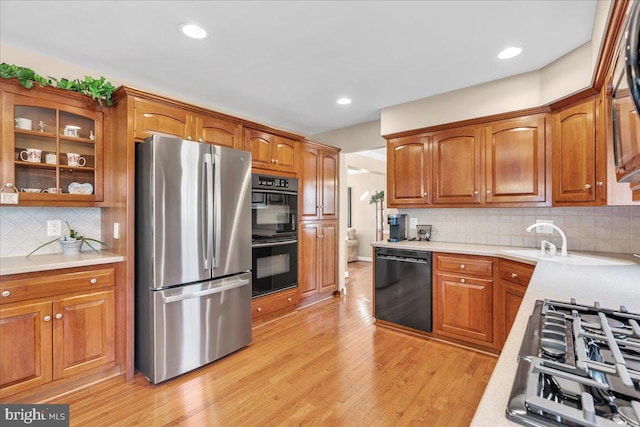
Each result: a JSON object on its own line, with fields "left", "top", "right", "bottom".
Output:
{"left": 432, "top": 126, "right": 483, "bottom": 205}
{"left": 244, "top": 128, "right": 297, "bottom": 173}
{"left": 0, "top": 266, "right": 116, "bottom": 399}
{"left": 434, "top": 253, "right": 495, "bottom": 348}
{"left": 552, "top": 99, "right": 603, "bottom": 204}
{"left": 133, "top": 98, "right": 243, "bottom": 149}
{"left": 484, "top": 115, "right": 548, "bottom": 204}
{"left": 298, "top": 221, "right": 338, "bottom": 300}
{"left": 1, "top": 79, "right": 104, "bottom": 206}
{"left": 299, "top": 142, "right": 339, "bottom": 220}
{"left": 387, "top": 135, "right": 430, "bottom": 206}
{"left": 498, "top": 259, "right": 534, "bottom": 347}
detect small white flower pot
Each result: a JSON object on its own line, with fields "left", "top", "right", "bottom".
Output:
{"left": 59, "top": 238, "right": 82, "bottom": 255}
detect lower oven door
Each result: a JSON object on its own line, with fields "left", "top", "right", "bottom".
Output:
{"left": 252, "top": 240, "right": 298, "bottom": 297}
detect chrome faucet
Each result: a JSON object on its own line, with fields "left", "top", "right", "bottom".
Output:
{"left": 526, "top": 223, "right": 568, "bottom": 257}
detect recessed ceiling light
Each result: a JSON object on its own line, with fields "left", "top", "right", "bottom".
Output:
{"left": 498, "top": 47, "right": 522, "bottom": 59}
{"left": 337, "top": 98, "right": 352, "bottom": 105}
{"left": 180, "top": 23, "right": 207, "bottom": 39}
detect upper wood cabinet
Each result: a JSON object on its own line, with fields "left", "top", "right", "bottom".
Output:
{"left": 133, "top": 98, "right": 243, "bottom": 149}
{"left": 387, "top": 135, "right": 430, "bottom": 206}
{"left": 1, "top": 79, "right": 104, "bottom": 206}
{"left": 432, "top": 126, "right": 483, "bottom": 205}
{"left": 552, "top": 99, "right": 602, "bottom": 204}
{"left": 299, "top": 142, "right": 339, "bottom": 220}
{"left": 484, "top": 115, "right": 547, "bottom": 204}
{"left": 244, "top": 128, "right": 297, "bottom": 173}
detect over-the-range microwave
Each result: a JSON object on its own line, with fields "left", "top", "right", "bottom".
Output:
{"left": 612, "top": 0, "right": 640, "bottom": 183}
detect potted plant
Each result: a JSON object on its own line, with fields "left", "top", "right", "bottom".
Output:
{"left": 369, "top": 190, "right": 385, "bottom": 241}
{"left": 26, "top": 220, "right": 108, "bottom": 257}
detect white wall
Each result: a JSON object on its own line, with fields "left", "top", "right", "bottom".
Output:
{"left": 310, "top": 120, "right": 386, "bottom": 153}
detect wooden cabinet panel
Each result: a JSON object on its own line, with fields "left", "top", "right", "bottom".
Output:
{"left": 298, "top": 221, "right": 337, "bottom": 299}
{"left": 273, "top": 136, "right": 297, "bottom": 172}
{"left": 387, "top": 135, "right": 430, "bottom": 206}
{"left": 432, "top": 126, "right": 483, "bottom": 204}
{"left": 53, "top": 291, "right": 115, "bottom": 379}
{"left": 134, "top": 99, "right": 190, "bottom": 141}
{"left": 485, "top": 115, "right": 547, "bottom": 203}
{"left": 245, "top": 129, "right": 298, "bottom": 173}
{"left": 436, "top": 274, "right": 493, "bottom": 344}
{"left": 0, "top": 301, "right": 52, "bottom": 396}
{"left": 196, "top": 116, "right": 242, "bottom": 149}
{"left": 436, "top": 255, "right": 493, "bottom": 278}
{"left": 501, "top": 283, "right": 526, "bottom": 344}
{"left": 299, "top": 143, "right": 339, "bottom": 220}
{"left": 251, "top": 287, "right": 298, "bottom": 319}
{"left": 553, "top": 100, "right": 597, "bottom": 203}
{"left": 498, "top": 259, "right": 534, "bottom": 347}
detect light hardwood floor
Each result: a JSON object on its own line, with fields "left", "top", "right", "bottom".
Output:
{"left": 47, "top": 261, "right": 497, "bottom": 426}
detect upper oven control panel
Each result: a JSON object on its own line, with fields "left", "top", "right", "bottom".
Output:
{"left": 252, "top": 174, "right": 298, "bottom": 192}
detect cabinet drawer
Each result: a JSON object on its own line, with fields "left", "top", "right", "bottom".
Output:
{"left": 252, "top": 288, "right": 298, "bottom": 318}
{"left": 0, "top": 268, "right": 114, "bottom": 305}
{"left": 499, "top": 260, "right": 534, "bottom": 287}
{"left": 436, "top": 255, "right": 493, "bottom": 277}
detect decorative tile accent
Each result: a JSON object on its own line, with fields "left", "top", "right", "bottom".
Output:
{"left": 0, "top": 207, "right": 101, "bottom": 257}
{"left": 400, "top": 206, "right": 640, "bottom": 255}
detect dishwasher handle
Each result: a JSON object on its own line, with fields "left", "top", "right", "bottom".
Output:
{"left": 162, "top": 278, "right": 250, "bottom": 304}
{"left": 376, "top": 254, "right": 429, "bottom": 264}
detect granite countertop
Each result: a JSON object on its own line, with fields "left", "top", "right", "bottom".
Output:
{"left": 371, "top": 240, "right": 640, "bottom": 426}
{"left": 0, "top": 251, "right": 125, "bottom": 276}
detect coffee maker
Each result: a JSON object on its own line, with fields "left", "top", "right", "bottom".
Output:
{"left": 387, "top": 214, "right": 407, "bottom": 242}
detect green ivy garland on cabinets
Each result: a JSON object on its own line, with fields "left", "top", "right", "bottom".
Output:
{"left": 0, "top": 63, "right": 116, "bottom": 106}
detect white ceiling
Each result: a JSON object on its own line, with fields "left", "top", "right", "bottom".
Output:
{"left": 0, "top": 1, "right": 598, "bottom": 137}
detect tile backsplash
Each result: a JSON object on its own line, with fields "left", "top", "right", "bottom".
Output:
{"left": 0, "top": 207, "right": 102, "bottom": 257}
{"left": 399, "top": 206, "right": 640, "bottom": 254}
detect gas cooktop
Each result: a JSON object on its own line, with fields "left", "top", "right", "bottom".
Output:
{"left": 507, "top": 299, "right": 640, "bottom": 427}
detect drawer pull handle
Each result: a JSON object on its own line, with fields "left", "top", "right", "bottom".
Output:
{"left": 460, "top": 264, "right": 465, "bottom": 269}
{"left": 1, "top": 290, "right": 10, "bottom": 297}
{"left": 90, "top": 278, "right": 97, "bottom": 284}
{"left": 257, "top": 307, "right": 262, "bottom": 312}
{"left": 511, "top": 273, "right": 518, "bottom": 279}
{"left": 44, "top": 316, "right": 52, "bottom": 322}
{"left": 287, "top": 298, "right": 292, "bottom": 302}
{"left": 461, "top": 278, "right": 466, "bottom": 283}
{"left": 55, "top": 313, "right": 63, "bottom": 320}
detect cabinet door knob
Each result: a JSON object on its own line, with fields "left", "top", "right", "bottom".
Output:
{"left": 198, "top": 138, "right": 203, "bottom": 143}
{"left": 274, "top": 159, "right": 279, "bottom": 164}
{"left": 487, "top": 190, "right": 492, "bottom": 195}
{"left": 597, "top": 181, "right": 604, "bottom": 186}
{"left": 511, "top": 273, "right": 518, "bottom": 279}
{"left": 287, "top": 298, "right": 292, "bottom": 302}
{"left": 460, "top": 264, "right": 465, "bottom": 269}
{"left": 474, "top": 190, "right": 479, "bottom": 195}
{"left": 423, "top": 192, "right": 428, "bottom": 197}
{"left": 55, "top": 313, "right": 63, "bottom": 320}
{"left": 460, "top": 278, "right": 466, "bottom": 283}
{"left": 584, "top": 184, "right": 592, "bottom": 190}
{"left": 187, "top": 136, "right": 192, "bottom": 140}
{"left": 319, "top": 234, "right": 324, "bottom": 239}
{"left": 257, "top": 307, "right": 262, "bottom": 312}
{"left": 1, "top": 290, "right": 10, "bottom": 297}
{"left": 44, "top": 315, "right": 52, "bottom": 322}
{"left": 90, "top": 278, "right": 97, "bottom": 284}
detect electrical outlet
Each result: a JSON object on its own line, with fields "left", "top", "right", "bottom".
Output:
{"left": 535, "top": 219, "right": 554, "bottom": 234}
{"left": 47, "top": 219, "right": 62, "bottom": 237}
{"left": 410, "top": 217, "right": 418, "bottom": 229}
{"left": 113, "top": 222, "right": 120, "bottom": 239}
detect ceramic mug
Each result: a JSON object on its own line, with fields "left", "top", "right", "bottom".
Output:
{"left": 20, "top": 188, "right": 42, "bottom": 193}
{"left": 67, "top": 153, "right": 86, "bottom": 167}
{"left": 45, "top": 152, "right": 57, "bottom": 165}
{"left": 15, "top": 117, "right": 32, "bottom": 130}
{"left": 43, "top": 187, "right": 61, "bottom": 193}
{"left": 19, "top": 148, "right": 42, "bottom": 163}
{"left": 64, "top": 126, "right": 80, "bottom": 137}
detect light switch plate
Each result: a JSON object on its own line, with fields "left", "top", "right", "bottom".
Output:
{"left": 47, "top": 219, "right": 62, "bottom": 237}
{"left": 410, "top": 217, "right": 418, "bottom": 229}
{"left": 535, "top": 219, "right": 554, "bottom": 234}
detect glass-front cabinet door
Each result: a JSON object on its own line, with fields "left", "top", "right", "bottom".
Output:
{"left": 2, "top": 89, "right": 103, "bottom": 205}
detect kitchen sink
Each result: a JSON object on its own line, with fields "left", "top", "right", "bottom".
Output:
{"left": 501, "top": 249, "right": 636, "bottom": 266}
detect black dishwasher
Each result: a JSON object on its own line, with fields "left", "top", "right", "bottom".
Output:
{"left": 374, "top": 247, "right": 432, "bottom": 332}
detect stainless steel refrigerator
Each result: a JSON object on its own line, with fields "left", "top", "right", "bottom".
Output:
{"left": 135, "top": 135, "right": 252, "bottom": 384}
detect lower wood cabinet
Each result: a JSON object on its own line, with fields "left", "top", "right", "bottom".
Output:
{"left": 251, "top": 287, "right": 298, "bottom": 323}
{"left": 0, "top": 265, "right": 116, "bottom": 399}
{"left": 433, "top": 253, "right": 497, "bottom": 350}
{"left": 298, "top": 221, "right": 338, "bottom": 301}
{"left": 498, "top": 259, "right": 534, "bottom": 347}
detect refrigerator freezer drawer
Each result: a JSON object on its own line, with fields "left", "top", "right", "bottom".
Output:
{"left": 143, "top": 273, "right": 252, "bottom": 384}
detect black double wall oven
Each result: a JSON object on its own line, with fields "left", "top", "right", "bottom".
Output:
{"left": 251, "top": 174, "right": 298, "bottom": 297}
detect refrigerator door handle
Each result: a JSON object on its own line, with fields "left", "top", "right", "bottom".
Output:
{"left": 162, "top": 278, "right": 250, "bottom": 304}
{"left": 204, "top": 152, "right": 214, "bottom": 270}
{"left": 212, "top": 150, "right": 222, "bottom": 268}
